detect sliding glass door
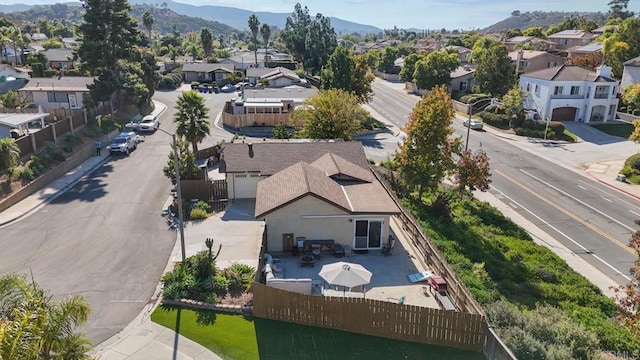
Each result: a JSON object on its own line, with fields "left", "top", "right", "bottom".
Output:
{"left": 354, "top": 220, "right": 382, "bottom": 250}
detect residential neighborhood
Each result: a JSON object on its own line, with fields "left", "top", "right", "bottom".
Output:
{"left": 1, "top": 1, "right": 640, "bottom": 360}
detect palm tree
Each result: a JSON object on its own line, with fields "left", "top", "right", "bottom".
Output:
{"left": 142, "top": 10, "right": 154, "bottom": 41}
{"left": 39, "top": 295, "right": 91, "bottom": 360}
{"left": 0, "top": 137, "right": 20, "bottom": 170}
{"left": 174, "top": 91, "right": 210, "bottom": 153}
{"left": 248, "top": 15, "right": 260, "bottom": 67}
{"left": 8, "top": 26, "right": 22, "bottom": 65}
{"left": 260, "top": 23, "right": 271, "bottom": 66}
{"left": 167, "top": 44, "right": 179, "bottom": 63}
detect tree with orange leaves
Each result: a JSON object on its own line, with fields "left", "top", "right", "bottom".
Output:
{"left": 395, "top": 85, "right": 461, "bottom": 200}
{"left": 612, "top": 219, "right": 640, "bottom": 337}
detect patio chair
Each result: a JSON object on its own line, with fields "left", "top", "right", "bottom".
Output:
{"left": 333, "top": 244, "right": 345, "bottom": 258}
{"left": 387, "top": 296, "right": 405, "bottom": 304}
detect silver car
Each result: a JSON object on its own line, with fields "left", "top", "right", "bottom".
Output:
{"left": 463, "top": 119, "right": 483, "bottom": 130}
{"left": 138, "top": 114, "right": 159, "bottom": 132}
{"left": 108, "top": 132, "right": 138, "bottom": 155}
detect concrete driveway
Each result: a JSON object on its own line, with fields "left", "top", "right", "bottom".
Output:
{"left": 563, "top": 121, "right": 629, "bottom": 145}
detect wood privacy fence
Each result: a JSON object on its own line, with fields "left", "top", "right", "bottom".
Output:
{"left": 221, "top": 111, "right": 292, "bottom": 129}
{"left": 180, "top": 179, "right": 228, "bottom": 212}
{"left": 253, "top": 283, "right": 486, "bottom": 352}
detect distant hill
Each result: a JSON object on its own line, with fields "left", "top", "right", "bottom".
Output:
{"left": 482, "top": 11, "right": 607, "bottom": 33}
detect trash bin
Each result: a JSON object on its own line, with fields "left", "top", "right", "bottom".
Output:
{"left": 617, "top": 174, "right": 627, "bottom": 182}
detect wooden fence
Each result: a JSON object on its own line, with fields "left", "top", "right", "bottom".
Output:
{"left": 180, "top": 179, "right": 228, "bottom": 212}
{"left": 221, "top": 111, "right": 292, "bottom": 129}
{"left": 253, "top": 283, "right": 486, "bottom": 351}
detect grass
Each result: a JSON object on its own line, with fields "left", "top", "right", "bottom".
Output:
{"left": 361, "top": 115, "right": 386, "bottom": 131}
{"left": 151, "top": 305, "right": 485, "bottom": 360}
{"left": 560, "top": 129, "right": 578, "bottom": 142}
{"left": 591, "top": 122, "right": 634, "bottom": 138}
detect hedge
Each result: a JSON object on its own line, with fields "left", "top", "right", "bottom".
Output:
{"left": 478, "top": 112, "right": 511, "bottom": 129}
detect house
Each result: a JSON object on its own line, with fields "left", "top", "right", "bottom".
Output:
{"left": 0, "top": 64, "right": 30, "bottom": 81}
{"left": 0, "top": 112, "right": 49, "bottom": 139}
{"left": 519, "top": 65, "right": 619, "bottom": 122}
{"left": 219, "top": 141, "right": 400, "bottom": 252}
{"left": 620, "top": 55, "right": 640, "bottom": 92}
{"left": 565, "top": 42, "right": 603, "bottom": 58}
{"left": 591, "top": 25, "right": 618, "bottom": 36}
{"left": 43, "top": 48, "right": 75, "bottom": 70}
{"left": 219, "top": 50, "right": 293, "bottom": 70}
{"left": 30, "top": 33, "right": 48, "bottom": 42}
{"left": 443, "top": 46, "right": 472, "bottom": 63}
{"left": 504, "top": 36, "right": 558, "bottom": 52}
{"left": 19, "top": 76, "right": 94, "bottom": 110}
{"left": 182, "top": 63, "right": 234, "bottom": 83}
{"left": 61, "top": 38, "right": 80, "bottom": 48}
{"left": 509, "top": 50, "right": 565, "bottom": 74}
{"left": 259, "top": 67, "right": 303, "bottom": 88}
{"left": 449, "top": 65, "right": 475, "bottom": 95}
{"left": 546, "top": 30, "right": 597, "bottom": 51}
{"left": 1, "top": 45, "right": 23, "bottom": 65}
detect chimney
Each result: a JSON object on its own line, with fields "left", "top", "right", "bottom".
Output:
{"left": 595, "top": 65, "right": 612, "bottom": 78}
{"left": 248, "top": 142, "right": 254, "bottom": 158}
{"left": 515, "top": 50, "right": 524, "bottom": 74}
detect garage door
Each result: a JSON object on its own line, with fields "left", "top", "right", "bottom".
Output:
{"left": 233, "top": 173, "right": 262, "bottom": 198}
{"left": 551, "top": 107, "right": 577, "bottom": 121}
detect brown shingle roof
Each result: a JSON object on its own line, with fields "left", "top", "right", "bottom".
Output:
{"left": 20, "top": 76, "right": 95, "bottom": 92}
{"left": 624, "top": 55, "right": 640, "bottom": 67}
{"left": 522, "top": 65, "right": 614, "bottom": 82}
{"left": 255, "top": 161, "right": 352, "bottom": 217}
{"left": 219, "top": 141, "right": 370, "bottom": 175}
{"left": 310, "top": 153, "right": 376, "bottom": 182}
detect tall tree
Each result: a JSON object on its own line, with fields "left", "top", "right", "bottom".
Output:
{"left": 163, "top": 138, "right": 200, "bottom": 184}
{"left": 412, "top": 50, "right": 460, "bottom": 90}
{"left": 473, "top": 43, "right": 516, "bottom": 97}
{"left": 399, "top": 52, "right": 424, "bottom": 83}
{"left": 608, "top": 0, "right": 634, "bottom": 20}
{"left": 200, "top": 27, "right": 213, "bottom": 57}
{"left": 502, "top": 85, "right": 526, "bottom": 120}
{"left": 623, "top": 83, "right": 640, "bottom": 114}
{"left": 174, "top": 91, "right": 210, "bottom": 153}
{"left": 377, "top": 46, "right": 399, "bottom": 73}
{"left": 395, "top": 85, "right": 461, "bottom": 199}
{"left": 321, "top": 47, "right": 374, "bottom": 103}
{"left": 248, "top": 14, "right": 260, "bottom": 67}
{"left": 260, "top": 23, "right": 271, "bottom": 65}
{"left": 142, "top": 10, "right": 154, "bottom": 40}
{"left": 293, "top": 89, "right": 367, "bottom": 140}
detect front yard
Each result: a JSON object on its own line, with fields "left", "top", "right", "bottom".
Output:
{"left": 591, "top": 122, "right": 635, "bottom": 138}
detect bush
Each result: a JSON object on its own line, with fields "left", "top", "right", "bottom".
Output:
{"left": 28, "top": 155, "right": 47, "bottom": 176}
{"left": 478, "top": 111, "right": 511, "bottom": 129}
{"left": 460, "top": 93, "right": 491, "bottom": 104}
{"left": 625, "top": 153, "right": 640, "bottom": 171}
{"left": 18, "top": 167, "right": 35, "bottom": 182}
{"left": 41, "top": 142, "right": 66, "bottom": 162}
{"left": 189, "top": 208, "right": 208, "bottom": 220}
{"left": 44, "top": 69, "right": 60, "bottom": 77}
{"left": 194, "top": 200, "right": 212, "bottom": 213}
{"left": 223, "top": 264, "right": 255, "bottom": 291}
{"left": 61, "top": 133, "right": 83, "bottom": 153}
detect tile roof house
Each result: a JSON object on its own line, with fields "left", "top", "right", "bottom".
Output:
{"left": 519, "top": 65, "right": 619, "bottom": 122}
{"left": 449, "top": 65, "right": 475, "bottom": 94}
{"left": 509, "top": 50, "right": 565, "bottom": 74}
{"left": 19, "top": 76, "right": 94, "bottom": 110}
{"left": 43, "top": 48, "right": 75, "bottom": 70}
{"left": 547, "top": 30, "right": 597, "bottom": 51}
{"left": 619, "top": 55, "right": 640, "bottom": 92}
{"left": 182, "top": 62, "right": 234, "bottom": 83}
{"left": 219, "top": 141, "right": 399, "bottom": 252}
{"left": 565, "top": 42, "right": 603, "bottom": 58}
{"left": 504, "top": 36, "right": 558, "bottom": 52}
{"left": 246, "top": 66, "right": 302, "bottom": 87}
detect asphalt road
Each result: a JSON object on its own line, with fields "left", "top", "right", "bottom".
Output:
{"left": 0, "top": 89, "right": 236, "bottom": 345}
{"left": 367, "top": 79, "right": 638, "bottom": 285}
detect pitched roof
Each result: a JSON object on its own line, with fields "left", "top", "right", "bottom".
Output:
{"left": 246, "top": 67, "right": 274, "bottom": 77}
{"left": 310, "top": 153, "right": 376, "bottom": 182}
{"left": 566, "top": 42, "right": 603, "bottom": 54}
{"left": 624, "top": 55, "right": 640, "bottom": 67}
{"left": 19, "top": 76, "right": 95, "bottom": 92}
{"left": 182, "top": 62, "right": 234, "bottom": 73}
{"left": 547, "top": 30, "right": 594, "bottom": 39}
{"left": 254, "top": 161, "right": 352, "bottom": 217}
{"left": 219, "top": 141, "right": 370, "bottom": 175}
{"left": 508, "top": 50, "right": 548, "bottom": 61}
{"left": 242, "top": 87, "right": 318, "bottom": 102}
{"left": 521, "top": 65, "right": 615, "bottom": 82}
{"left": 43, "top": 48, "right": 73, "bottom": 62}
{"left": 506, "top": 36, "right": 533, "bottom": 43}
{"left": 450, "top": 65, "right": 475, "bottom": 79}
{"left": 261, "top": 67, "right": 300, "bottom": 81}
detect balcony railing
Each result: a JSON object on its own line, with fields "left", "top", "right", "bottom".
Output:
{"left": 550, "top": 94, "right": 585, "bottom": 99}
{"left": 594, "top": 93, "right": 609, "bottom": 99}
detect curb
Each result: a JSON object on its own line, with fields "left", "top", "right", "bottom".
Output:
{"left": 586, "top": 171, "right": 640, "bottom": 201}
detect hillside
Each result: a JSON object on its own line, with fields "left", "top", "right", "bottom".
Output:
{"left": 482, "top": 11, "right": 607, "bottom": 32}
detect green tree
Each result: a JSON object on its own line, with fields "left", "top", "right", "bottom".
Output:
{"left": 412, "top": 50, "right": 459, "bottom": 90}
{"left": 42, "top": 38, "right": 63, "bottom": 49}
{"left": 260, "top": 23, "right": 271, "bottom": 65}
{"left": 522, "top": 27, "right": 546, "bottom": 38}
{"left": 624, "top": 83, "right": 640, "bottom": 113}
{"left": 473, "top": 43, "right": 516, "bottom": 97}
{"left": 0, "top": 137, "right": 20, "bottom": 169}
{"left": 399, "top": 52, "right": 424, "bottom": 83}
{"left": 174, "top": 91, "right": 210, "bottom": 153}
{"left": 293, "top": 89, "right": 367, "bottom": 140}
{"left": 142, "top": 10, "right": 154, "bottom": 40}
{"left": 454, "top": 148, "right": 491, "bottom": 194}
{"left": 395, "top": 85, "right": 461, "bottom": 199}
{"left": 200, "top": 28, "right": 213, "bottom": 57}
{"left": 0, "top": 90, "right": 27, "bottom": 110}
{"left": 502, "top": 85, "right": 526, "bottom": 120}
{"left": 321, "top": 47, "right": 374, "bottom": 103}
{"left": 377, "top": 46, "right": 399, "bottom": 73}
{"left": 609, "top": 0, "right": 634, "bottom": 20}
{"left": 248, "top": 14, "right": 260, "bottom": 67}
{"left": 272, "top": 123, "right": 291, "bottom": 139}
{"left": 163, "top": 138, "right": 200, "bottom": 185}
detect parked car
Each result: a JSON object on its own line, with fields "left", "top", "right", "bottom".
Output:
{"left": 107, "top": 132, "right": 138, "bottom": 155}
{"left": 124, "top": 117, "right": 142, "bottom": 131}
{"left": 220, "top": 84, "right": 234, "bottom": 93}
{"left": 463, "top": 119, "right": 483, "bottom": 130}
{"left": 138, "top": 114, "right": 159, "bottom": 132}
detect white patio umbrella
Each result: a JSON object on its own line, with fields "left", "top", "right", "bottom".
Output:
{"left": 319, "top": 262, "right": 373, "bottom": 289}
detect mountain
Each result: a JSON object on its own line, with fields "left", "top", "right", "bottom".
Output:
{"left": 482, "top": 11, "right": 607, "bottom": 33}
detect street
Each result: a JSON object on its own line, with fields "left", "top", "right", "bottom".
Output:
{"left": 367, "top": 79, "right": 638, "bottom": 285}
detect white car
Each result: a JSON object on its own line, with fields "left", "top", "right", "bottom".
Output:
{"left": 138, "top": 114, "right": 159, "bottom": 132}
{"left": 124, "top": 117, "right": 142, "bottom": 131}
{"left": 107, "top": 132, "right": 138, "bottom": 155}
{"left": 463, "top": 119, "right": 483, "bottom": 130}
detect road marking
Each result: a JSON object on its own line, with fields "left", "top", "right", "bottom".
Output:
{"left": 578, "top": 185, "right": 587, "bottom": 190}
{"left": 520, "top": 169, "right": 635, "bottom": 232}
{"left": 629, "top": 210, "right": 640, "bottom": 217}
{"left": 492, "top": 184, "right": 631, "bottom": 281}
{"left": 509, "top": 202, "right": 518, "bottom": 208}
{"left": 497, "top": 169, "right": 635, "bottom": 255}
{"left": 578, "top": 179, "right": 640, "bottom": 211}
{"left": 600, "top": 196, "right": 613, "bottom": 203}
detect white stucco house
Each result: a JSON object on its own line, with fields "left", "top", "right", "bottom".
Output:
{"left": 519, "top": 65, "right": 619, "bottom": 122}
{"left": 219, "top": 142, "right": 399, "bottom": 253}
{"left": 19, "top": 76, "right": 94, "bottom": 110}
{"left": 620, "top": 55, "right": 640, "bottom": 92}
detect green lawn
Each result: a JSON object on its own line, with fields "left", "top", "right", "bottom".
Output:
{"left": 591, "top": 123, "right": 634, "bottom": 138}
{"left": 152, "top": 305, "right": 485, "bottom": 360}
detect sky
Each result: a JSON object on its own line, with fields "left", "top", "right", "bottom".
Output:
{"left": 8, "top": 0, "right": 640, "bottom": 30}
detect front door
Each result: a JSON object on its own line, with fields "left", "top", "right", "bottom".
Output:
{"left": 354, "top": 220, "right": 383, "bottom": 250}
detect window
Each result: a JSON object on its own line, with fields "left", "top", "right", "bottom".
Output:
{"left": 612, "top": 86, "right": 616, "bottom": 95}
{"left": 609, "top": 104, "right": 617, "bottom": 116}
{"left": 526, "top": 83, "right": 531, "bottom": 92}
{"left": 249, "top": 174, "right": 261, "bottom": 178}
{"left": 354, "top": 220, "right": 383, "bottom": 249}
{"left": 534, "top": 84, "right": 540, "bottom": 95}
{"left": 234, "top": 174, "right": 247, "bottom": 178}
{"left": 553, "top": 86, "right": 563, "bottom": 95}
{"left": 459, "top": 81, "right": 467, "bottom": 91}
{"left": 47, "top": 92, "right": 68, "bottom": 103}
{"left": 570, "top": 86, "right": 580, "bottom": 95}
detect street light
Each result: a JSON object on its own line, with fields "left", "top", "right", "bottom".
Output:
{"left": 157, "top": 128, "right": 186, "bottom": 263}
{"left": 464, "top": 98, "right": 488, "bottom": 152}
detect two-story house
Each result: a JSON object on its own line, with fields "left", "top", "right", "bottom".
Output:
{"left": 509, "top": 50, "right": 565, "bottom": 74}
{"left": 504, "top": 36, "right": 558, "bottom": 52}
{"left": 519, "top": 65, "right": 619, "bottom": 122}
{"left": 620, "top": 55, "right": 640, "bottom": 92}
{"left": 547, "top": 30, "right": 597, "bottom": 51}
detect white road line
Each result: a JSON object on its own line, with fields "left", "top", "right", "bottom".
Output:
{"left": 629, "top": 210, "right": 640, "bottom": 217}
{"left": 521, "top": 169, "right": 635, "bottom": 232}
{"left": 578, "top": 185, "right": 587, "bottom": 190}
{"left": 600, "top": 196, "right": 613, "bottom": 203}
{"left": 578, "top": 178, "right": 640, "bottom": 211}
{"left": 509, "top": 202, "right": 518, "bottom": 208}
{"left": 492, "top": 186, "right": 631, "bottom": 281}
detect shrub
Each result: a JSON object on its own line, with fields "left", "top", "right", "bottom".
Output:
{"left": 212, "top": 273, "right": 229, "bottom": 293}
{"left": 460, "top": 93, "right": 491, "bottom": 104}
{"left": 189, "top": 208, "right": 208, "bottom": 219}
{"left": 41, "top": 142, "right": 66, "bottom": 162}
{"left": 18, "top": 166, "right": 35, "bottom": 182}
{"left": 478, "top": 111, "right": 511, "bottom": 129}
{"left": 61, "top": 133, "right": 82, "bottom": 153}
{"left": 44, "top": 69, "right": 60, "bottom": 77}
{"left": 223, "top": 264, "right": 255, "bottom": 290}
{"left": 194, "top": 200, "right": 212, "bottom": 213}
{"left": 625, "top": 153, "right": 640, "bottom": 171}
{"left": 28, "top": 155, "right": 47, "bottom": 176}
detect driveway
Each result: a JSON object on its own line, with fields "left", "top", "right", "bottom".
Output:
{"left": 562, "top": 121, "right": 629, "bottom": 145}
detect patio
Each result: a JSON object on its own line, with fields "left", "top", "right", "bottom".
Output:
{"left": 265, "top": 225, "right": 441, "bottom": 309}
